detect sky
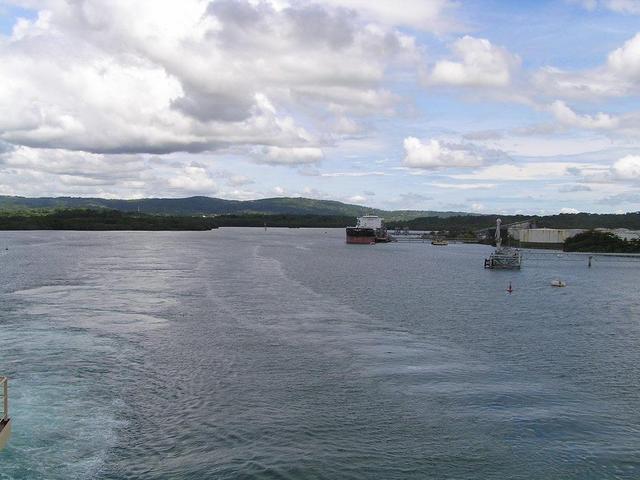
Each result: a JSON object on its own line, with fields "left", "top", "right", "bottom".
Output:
{"left": 1, "top": 0, "right": 640, "bottom": 214}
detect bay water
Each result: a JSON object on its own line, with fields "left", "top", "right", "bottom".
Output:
{"left": 1, "top": 229, "right": 639, "bottom": 479}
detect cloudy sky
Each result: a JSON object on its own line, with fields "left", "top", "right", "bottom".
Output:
{"left": 1, "top": 0, "right": 640, "bottom": 213}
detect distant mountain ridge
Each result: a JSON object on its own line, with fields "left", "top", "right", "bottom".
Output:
{"left": 0, "top": 195, "right": 469, "bottom": 221}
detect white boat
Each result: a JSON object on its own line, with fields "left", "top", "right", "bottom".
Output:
{"left": 484, "top": 219, "right": 522, "bottom": 269}
{"left": 431, "top": 238, "right": 449, "bottom": 246}
{"left": 0, "top": 376, "right": 10, "bottom": 450}
{"left": 551, "top": 280, "right": 566, "bottom": 287}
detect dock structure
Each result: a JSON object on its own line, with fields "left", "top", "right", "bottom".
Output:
{"left": 520, "top": 250, "right": 640, "bottom": 266}
{"left": 390, "top": 232, "right": 476, "bottom": 243}
{"left": 484, "top": 219, "right": 522, "bottom": 269}
{"left": 0, "top": 376, "right": 10, "bottom": 450}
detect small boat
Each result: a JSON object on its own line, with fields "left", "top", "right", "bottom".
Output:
{"left": 507, "top": 281, "right": 513, "bottom": 293}
{"left": 551, "top": 280, "right": 566, "bottom": 287}
{"left": 0, "top": 376, "right": 10, "bottom": 450}
{"left": 431, "top": 238, "right": 449, "bottom": 246}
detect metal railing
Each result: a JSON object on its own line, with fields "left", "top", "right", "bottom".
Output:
{"left": 0, "top": 377, "right": 8, "bottom": 422}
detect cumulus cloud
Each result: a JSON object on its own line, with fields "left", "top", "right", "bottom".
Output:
{"left": 607, "top": 32, "right": 640, "bottom": 80}
{"left": 0, "top": 145, "right": 223, "bottom": 197}
{"left": 429, "top": 36, "right": 520, "bottom": 87}
{"left": 347, "top": 194, "right": 367, "bottom": 204}
{"left": 560, "top": 207, "right": 580, "bottom": 213}
{"left": 565, "top": 155, "right": 640, "bottom": 184}
{"left": 403, "top": 137, "right": 484, "bottom": 170}
{"left": 0, "top": 146, "right": 143, "bottom": 178}
{"left": 167, "top": 166, "right": 217, "bottom": 193}
{"left": 323, "top": 0, "right": 459, "bottom": 32}
{"left": 533, "top": 33, "right": 640, "bottom": 99}
{"left": 549, "top": 100, "right": 620, "bottom": 129}
{"left": 611, "top": 155, "right": 640, "bottom": 179}
{"left": 0, "top": 0, "right": 419, "bottom": 156}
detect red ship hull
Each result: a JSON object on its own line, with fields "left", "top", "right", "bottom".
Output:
{"left": 346, "top": 236, "right": 375, "bottom": 244}
{"left": 346, "top": 226, "right": 375, "bottom": 244}
{"left": 346, "top": 226, "right": 391, "bottom": 244}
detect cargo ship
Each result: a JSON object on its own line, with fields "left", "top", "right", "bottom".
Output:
{"left": 346, "top": 215, "right": 391, "bottom": 244}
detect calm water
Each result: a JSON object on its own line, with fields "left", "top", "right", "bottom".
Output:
{"left": 0, "top": 229, "right": 639, "bottom": 479}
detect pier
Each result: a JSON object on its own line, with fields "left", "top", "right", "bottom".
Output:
{"left": 391, "top": 232, "right": 475, "bottom": 243}
{"left": 520, "top": 250, "right": 640, "bottom": 267}
{"left": 0, "top": 376, "right": 10, "bottom": 450}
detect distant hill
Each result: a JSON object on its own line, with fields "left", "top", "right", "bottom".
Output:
{"left": 0, "top": 195, "right": 468, "bottom": 221}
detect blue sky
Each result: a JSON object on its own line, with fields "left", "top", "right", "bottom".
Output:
{"left": 0, "top": 0, "right": 639, "bottom": 214}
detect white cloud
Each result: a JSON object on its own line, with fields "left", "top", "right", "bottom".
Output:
{"left": 451, "top": 162, "right": 581, "bottom": 181}
{"left": 0, "top": 145, "right": 227, "bottom": 197}
{"left": 598, "top": 192, "right": 640, "bottom": 205}
{"left": 566, "top": 155, "right": 640, "bottom": 183}
{"left": 570, "top": 0, "right": 640, "bottom": 14}
{"left": 559, "top": 184, "right": 592, "bottom": 192}
{"left": 0, "top": 145, "right": 144, "bottom": 178}
{"left": 611, "top": 155, "right": 640, "bottom": 179}
{"left": 607, "top": 32, "right": 640, "bottom": 80}
{"left": 429, "top": 36, "right": 520, "bottom": 87}
{"left": 606, "top": 0, "right": 640, "bottom": 13}
{"left": 323, "top": 0, "right": 459, "bottom": 32}
{"left": 347, "top": 194, "right": 367, "bottom": 204}
{"left": 560, "top": 207, "right": 580, "bottom": 213}
{"left": 320, "top": 171, "right": 387, "bottom": 177}
{"left": 227, "top": 175, "right": 253, "bottom": 187}
{"left": 168, "top": 166, "right": 217, "bottom": 193}
{"left": 429, "top": 182, "right": 497, "bottom": 189}
{"left": 549, "top": 100, "right": 620, "bottom": 129}
{"left": 257, "top": 146, "right": 324, "bottom": 165}
{"left": 569, "top": 0, "right": 599, "bottom": 9}
{"left": 0, "top": 0, "right": 419, "bottom": 155}
{"left": 221, "top": 188, "right": 260, "bottom": 200}
{"left": 533, "top": 33, "right": 640, "bottom": 99}
{"left": 331, "top": 116, "right": 362, "bottom": 135}
{"left": 403, "top": 137, "right": 484, "bottom": 169}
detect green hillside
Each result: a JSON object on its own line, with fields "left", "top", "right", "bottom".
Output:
{"left": 0, "top": 195, "right": 467, "bottom": 221}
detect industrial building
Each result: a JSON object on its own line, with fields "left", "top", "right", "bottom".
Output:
{"left": 476, "top": 219, "right": 640, "bottom": 249}
{"left": 510, "top": 228, "right": 585, "bottom": 249}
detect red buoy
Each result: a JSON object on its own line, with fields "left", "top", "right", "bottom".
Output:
{"left": 507, "top": 282, "right": 513, "bottom": 293}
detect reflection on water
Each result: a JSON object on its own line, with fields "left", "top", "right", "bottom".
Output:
{"left": 0, "top": 229, "right": 639, "bottom": 479}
